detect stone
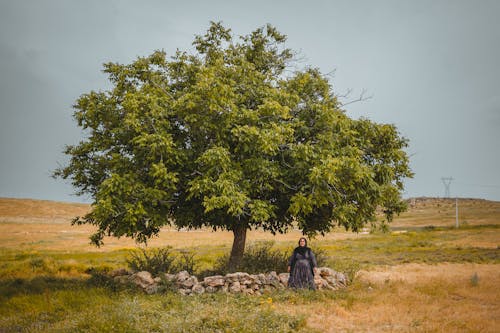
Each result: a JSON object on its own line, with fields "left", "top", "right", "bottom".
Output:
{"left": 205, "top": 286, "right": 218, "bottom": 293}
{"left": 278, "top": 273, "right": 289, "bottom": 286}
{"left": 130, "top": 271, "right": 155, "bottom": 289}
{"left": 176, "top": 271, "right": 191, "bottom": 282}
{"left": 318, "top": 267, "right": 335, "bottom": 277}
{"left": 203, "top": 275, "right": 226, "bottom": 287}
{"left": 322, "top": 275, "right": 342, "bottom": 289}
{"left": 241, "top": 277, "right": 254, "bottom": 285}
{"left": 229, "top": 281, "right": 241, "bottom": 293}
{"left": 315, "top": 276, "right": 332, "bottom": 290}
{"left": 267, "top": 271, "right": 281, "bottom": 288}
{"left": 180, "top": 276, "right": 198, "bottom": 289}
{"left": 335, "top": 272, "right": 349, "bottom": 286}
{"left": 262, "top": 285, "right": 274, "bottom": 292}
{"left": 268, "top": 271, "right": 279, "bottom": 280}
{"left": 145, "top": 284, "right": 159, "bottom": 294}
{"left": 192, "top": 283, "right": 205, "bottom": 294}
{"left": 314, "top": 274, "right": 323, "bottom": 286}
{"left": 243, "top": 288, "right": 254, "bottom": 295}
{"left": 236, "top": 272, "right": 250, "bottom": 279}
{"left": 249, "top": 274, "right": 259, "bottom": 282}
{"left": 257, "top": 273, "right": 267, "bottom": 285}
{"left": 225, "top": 272, "right": 250, "bottom": 283}
{"left": 178, "top": 288, "right": 192, "bottom": 296}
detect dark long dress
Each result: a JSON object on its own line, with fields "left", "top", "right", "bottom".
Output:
{"left": 288, "top": 247, "right": 317, "bottom": 289}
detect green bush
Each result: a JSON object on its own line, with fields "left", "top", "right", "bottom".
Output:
{"left": 240, "top": 241, "right": 290, "bottom": 273}
{"left": 209, "top": 241, "right": 287, "bottom": 274}
{"left": 176, "top": 249, "right": 198, "bottom": 275}
{"left": 311, "top": 247, "right": 329, "bottom": 267}
{"left": 210, "top": 241, "right": 329, "bottom": 275}
{"left": 126, "top": 247, "right": 177, "bottom": 276}
{"left": 126, "top": 247, "right": 199, "bottom": 276}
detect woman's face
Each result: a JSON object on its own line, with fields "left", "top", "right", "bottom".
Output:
{"left": 299, "top": 238, "right": 306, "bottom": 247}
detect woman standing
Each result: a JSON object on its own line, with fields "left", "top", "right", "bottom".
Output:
{"left": 287, "top": 237, "right": 317, "bottom": 289}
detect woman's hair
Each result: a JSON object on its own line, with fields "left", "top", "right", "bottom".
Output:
{"left": 298, "top": 237, "right": 307, "bottom": 246}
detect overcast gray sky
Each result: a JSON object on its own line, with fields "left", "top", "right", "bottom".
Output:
{"left": 1, "top": 0, "right": 499, "bottom": 203}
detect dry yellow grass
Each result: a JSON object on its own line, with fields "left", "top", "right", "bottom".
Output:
{"left": 0, "top": 221, "right": 368, "bottom": 252}
{"left": 391, "top": 197, "right": 500, "bottom": 228}
{"left": 0, "top": 197, "right": 90, "bottom": 224}
{"left": 280, "top": 263, "right": 500, "bottom": 332}
{"left": 0, "top": 197, "right": 368, "bottom": 251}
{"left": 0, "top": 197, "right": 499, "bottom": 251}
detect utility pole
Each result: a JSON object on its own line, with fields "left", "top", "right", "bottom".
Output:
{"left": 442, "top": 177, "right": 458, "bottom": 228}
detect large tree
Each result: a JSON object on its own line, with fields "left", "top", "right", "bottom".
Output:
{"left": 55, "top": 22, "right": 412, "bottom": 269}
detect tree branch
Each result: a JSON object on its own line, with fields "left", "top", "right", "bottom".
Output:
{"left": 337, "top": 88, "right": 373, "bottom": 107}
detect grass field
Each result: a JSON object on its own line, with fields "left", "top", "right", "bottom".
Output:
{"left": 0, "top": 197, "right": 499, "bottom": 332}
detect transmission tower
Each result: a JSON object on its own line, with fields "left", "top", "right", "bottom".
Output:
{"left": 441, "top": 177, "right": 453, "bottom": 198}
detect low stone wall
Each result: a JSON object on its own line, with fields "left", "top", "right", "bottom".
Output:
{"left": 111, "top": 267, "right": 349, "bottom": 295}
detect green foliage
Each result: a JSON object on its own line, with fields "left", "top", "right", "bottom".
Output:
{"left": 213, "top": 241, "right": 289, "bottom": 274}
{"left": 54, "top": 21, "right": 413, "bottom": 260}
{"left": 126, "top": 247, "right": 177, "bottom": 276}
{"left": 210, "top": 241, "right": 328, "bottom": 275}
{"left": 126, "top": 246, "right": 199, "bottom": 276}
{"left": 176, "top": 249, "right": 198, "bottom": 274}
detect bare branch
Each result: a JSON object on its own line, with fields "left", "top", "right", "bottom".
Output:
{"left": 338, "top": 88, "right": 373, "bottom": 107}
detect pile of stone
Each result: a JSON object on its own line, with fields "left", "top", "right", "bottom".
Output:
{"left": 110, "top": 267, "right": 349, "bottom": 295}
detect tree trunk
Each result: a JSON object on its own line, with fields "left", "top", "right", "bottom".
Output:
{"left": 228, "top": 224, "right": 247, "bottom": 271}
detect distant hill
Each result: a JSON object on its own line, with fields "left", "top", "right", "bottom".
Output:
{"left": 0, "top": 196, "right": 498, "bottom": 226}
{"left": 0, "top": 198, "right": 90, "bottom": 223}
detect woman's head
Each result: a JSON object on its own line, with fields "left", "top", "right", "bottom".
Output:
{"left": 298, "top": 237, "right": 307, "bottom": 247}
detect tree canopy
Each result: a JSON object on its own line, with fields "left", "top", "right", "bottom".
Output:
{"left": 55, "top": 22, "right": 413, "bottom": 268}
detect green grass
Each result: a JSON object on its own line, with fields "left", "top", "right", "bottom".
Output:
{"left": 0, "top": 286, "right": 311, "bottom": 332}
{"left": 0, "top": 248, "right": 132, "bottom": 279}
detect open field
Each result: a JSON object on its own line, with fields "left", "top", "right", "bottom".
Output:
{"left": 391, "top": 197, "right": 500, "bottom": 228}
{"left": 0, "top": 197, "right": 499, "bottom": 332}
